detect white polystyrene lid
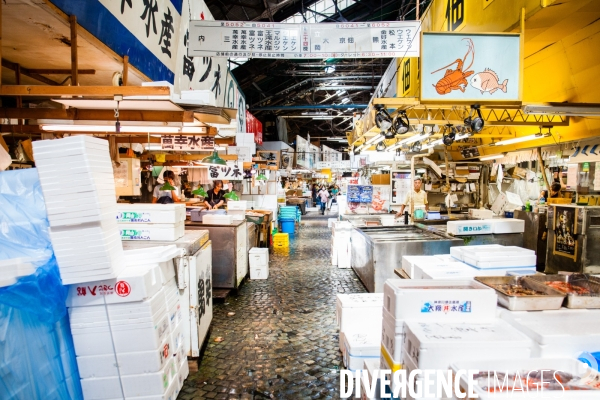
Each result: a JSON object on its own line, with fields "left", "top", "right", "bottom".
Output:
{"left": 385, "top": 279, "right": 490, "bottom": 291}
{"left": 249, "top": 248, "right": 269, "bottom": 254}
{"left": 337, "top": 293, "right": 383, "bottom": 308}
{"left": 123, "top": 245, "right": 182, "bottom": 264}
{"left": 500, "top": 309, "right": 600, "bottom": 345}
{"left": 406, "top": 320, "right": 531, "bottom": 349}
{"left": 344, "top": 332, "right": 381, "bottom": 355}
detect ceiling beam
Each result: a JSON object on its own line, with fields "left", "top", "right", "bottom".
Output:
{"left": 2, "top": 59, "right": 60, "bottom": 86}
{"left": 0, "top": 85, "right": 171, "bottom": 97}
{"left": 0, "top": 108, "right": 194, "bottom": 122}
{"left": 141, "top": 154, "right": 239, "bottom": 161}
{"left": 26, "top": 69, "right": 96, "bottom": 75}
{"left": 253, "top": 104, "right": 368, "bottom": 111}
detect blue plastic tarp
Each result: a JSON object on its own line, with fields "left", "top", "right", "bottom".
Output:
{"left": 0, "top": 168, "right": 83, "bottom": 400}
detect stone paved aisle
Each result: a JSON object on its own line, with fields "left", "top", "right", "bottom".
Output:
{"left": 179, "top": 212, "right": 366, "bottom": 399}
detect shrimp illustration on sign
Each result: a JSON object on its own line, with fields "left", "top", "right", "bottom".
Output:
{"left": 470, "top": 69, "right": 508, "bottom": 94}
{"left": 431, "top": 38, "right": 475, "bottom": 95}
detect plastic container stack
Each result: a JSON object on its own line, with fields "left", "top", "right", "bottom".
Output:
{"left": 32, "top": 136, "right": 125, "bottom": 285}
{"left": 249, "top": 247, "right": 269, "bottom": 279}
{"left": 66, "top": 245, "right": 188, "bottom": 400}
{"left": 336, "top": 293, "right": 383, "bottom": 371}
{"left": 331, "top": 221, "right": 352, "bottom": 268}
{"left": 278, "top": 206, "right": 299, "bottom": 234}
{"left": 272, "top": 233, "right": 289, "bottom": 249}
{"left": 117, "top": 204, "right": 186, "bottom": 241}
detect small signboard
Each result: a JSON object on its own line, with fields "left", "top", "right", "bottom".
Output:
{"left": 161, "top": 135, "right": 214, "bottom": 151}
{"left": 348, "top": 185, "right": 374, "bottom": 203}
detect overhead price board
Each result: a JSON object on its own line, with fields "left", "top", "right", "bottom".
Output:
{"left": 188, "top": 21, "right": 421, "bottom": 59}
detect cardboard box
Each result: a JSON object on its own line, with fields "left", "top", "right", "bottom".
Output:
{"left": 371, "top": 174, "right": 391, "bottom": 185}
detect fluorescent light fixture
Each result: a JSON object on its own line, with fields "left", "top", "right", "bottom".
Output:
{"left": 324, "top": 66, "right": 336, "bottom": 73}
{"left": 340, "top": 98, "right": 351, "bottom": 104}
{"left": 312, "top": 116, "right": 334, "bottom": 120}
{"left": 523, "top": 104, "right": 600, "bottom": 117}
{"left": 454, "top": 132, "right": 471, "bottom": 141}
{"left": 421, "top": 138, "right": 444, "bottom": 150}
{"left": 302, "top": 112, "right": 328, "bottom": 116}
{"left": 363, "top": 133, "right": 385, "bottom": 146}
{"left": 181, "top": 126, "right": 208, "bottom": 134}
{"left": 41, "top": 124, "right": 182, "bottom": 133}
{"left": 479, "top": 153, "right": 506, "bottom": 161}
{"left": 491, "top": 133, "right": 550, "bottom": 146}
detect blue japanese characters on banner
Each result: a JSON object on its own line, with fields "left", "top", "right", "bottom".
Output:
{"left": 347, "top": 185, "right": 373, "bottom": 203}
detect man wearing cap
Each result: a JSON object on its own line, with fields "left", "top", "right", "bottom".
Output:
{"left": 395, "top": 176, "right": 428, "bottom": 218}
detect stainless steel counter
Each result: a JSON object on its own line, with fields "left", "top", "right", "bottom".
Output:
{"left": 351, "top": 224, "right": 463, "bottom": 292}
{"left": 186, "top": 220, "right": 248, "bottom": 289}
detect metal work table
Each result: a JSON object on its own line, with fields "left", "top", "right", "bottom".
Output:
{"left": 186, "top": 220, "right": 249, "bottom": 289}
{"left": 351, "top": 224, "right": 463, "bottom": 292}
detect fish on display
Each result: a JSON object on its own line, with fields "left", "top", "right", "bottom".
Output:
{"left": 469, "top": 69, "right": 508, "bottom": 94}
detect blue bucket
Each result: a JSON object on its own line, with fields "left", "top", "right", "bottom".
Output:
{"left": 280, "top": 219, "right": 295, "bottom": 234}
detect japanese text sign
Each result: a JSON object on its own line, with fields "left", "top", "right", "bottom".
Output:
{"left": 208, "top": 162, "right": 244, "bottom": 180}
{"left": 161, "top": 135, "right": 214, "bottom": 151}
{"left": 188, "top": 20, "right": 421, "bottom": 59}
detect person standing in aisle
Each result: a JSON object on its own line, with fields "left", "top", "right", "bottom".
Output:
{"left": 317, "top": 186, "right": 329, "bottom": 215}
{"left": 152, "top": 171, "right": 182, "bottom": 204}
{"left": 394, "top": 176, "right": 428, "bottom": 219}
{"left": 203, "top": 180, "right": 227, "bottom": 209}
{"left": 328, "top": 184, "right": 340, "bottom": 210}
{"left": 311, "top": 183, "right": 319, "bottom": 207}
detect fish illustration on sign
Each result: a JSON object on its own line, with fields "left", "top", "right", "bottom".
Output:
{"left": 470, "top": 69, "right": 508, "bottom": 94}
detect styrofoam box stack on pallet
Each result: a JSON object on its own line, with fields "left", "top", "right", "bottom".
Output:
{"left": 336, "top": 293, "right": 383, "bottom": 367}
{"left": 249, "top": 247, "right": 269, "bottom": 279}
{"left": 331, "top": 221, "right": 352, "bottom": 268}
{"left": 32, "top": 136, "right": 125, "bottom": 285}
{"left": 117, "top": 204, "right": 186, "bottom": 241}
{"left": 380, "top": 279, "right": 498, "bottom": 377}
{"left": 66, "top": 245, "right": 189, "bottom": 400}
{"left": 402, "top": 321, "right": 532, "bottom": 400}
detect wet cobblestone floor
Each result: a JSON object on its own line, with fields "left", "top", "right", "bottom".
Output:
{"left": 179, "top": 212, "right": 366, "bottom": 399}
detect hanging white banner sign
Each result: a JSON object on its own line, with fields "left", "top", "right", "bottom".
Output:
{"left": 188, "top": 21, "right": 421, "bottom": 59}
{"left": 207, "top": 162, "right": 244, "bottom": 180}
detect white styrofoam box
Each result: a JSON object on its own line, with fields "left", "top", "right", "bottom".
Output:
{"left": 71, "top": 313, "right": 170, "bottom": 356}
{"left": 201, "top": 214, "right": 233, "bottom": 225}
{"left": 170, "top": 320, "right": 185, "bottom": 355}
{"left": 401, "top": 255, "right": 445, "bottom": 278}
{"left": 336, "top": 293, "right": 383, "bottom": 352}
{"left": 116, "top": 204, "right": 186, "bottom": 224}
{"left": 462, "top": 246, "right": 536, "bottom": 269}
{"left": 343, "top": 332, "right": 381, "bottom": 371}
{"left": 451, "top": 358, "right": 600, "bottom": 400}
{"left": 361, "top": 359, "right": 382, "bottom": 400}
{"left": 66, "top": 264, "right": 161, "bottom": 307}
{"left": 123, "top": 245, "right": 181, "bottom": 285}
{"left": 417, "top": 265, "right": 479, "bottom": 280}
{"left": 468, "top": 208, "right": 495, "bottom": 219}
{"left": 447, "top": 220, "right": 493, "bottom": 236}
{"left": 332, "top": 221, "right": 352, "bottom": 235}
{"left": 404, "top": 320, "right": 532, "bottom": 371}
{"left": 383, "top": 279, "right": 498, "bottom": 322}
{"left": 69, "top": 290, "right": 166, "bottom": 322}
{"left": 328, "top": 218, "right": 337, "bottom": 229}
{"left": 331, "top": 243, "right": 338, "bottom": 266}
{"left": 487, "top": 218, "right": 525, "bottom": 234}
{"left": 0, "top": 257, "right": 38, "bottom": 288}
{"left": 80, "top": 358, "right": 178, "bottom": 399}
{"left": 250, "top": 265, "right": 269, "bottom": 280}
{"left": 450, "top": 245, "right": 504, "bottom": 261}
{"left": 176, "top": 357, "right": 189, "bottom": 394}
{"left": 381, "top": 313, "right": 404, "bottom": 372}
{"left": 249, "top": 247, "right": 269, "bottom": 268}
{"left": 337, "top": 245, "right": 351, "bottom": 269}
{"left": 76, "top": 335, "right": 172, "bottom": 378}
{"left": 47, "top": 208, "right": 119, "bottom": 228}
{"left": 409, "top": 259, "right": 460, "bottom": 280}
{"left": 227, "top": 200, "right": 248, "bottom": 211}
{"left": 401, "top": 350, "right": 443, "bottom": 400}
{"left": 491, "top": 191, "right": 524, "bottom": 215}
{"left": 120, "top": 222, "right": 185, "bottom": 241}
{"left": 499, "top": 308, "right": 600, "bottom": 358}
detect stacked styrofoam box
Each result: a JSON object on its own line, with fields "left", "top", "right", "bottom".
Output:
{"left": 336, "top": 293, "right": 383, "bottom": 370}
{"left": 117, "top": 204, "right": 186, "bottom": 241}
{"left": 227, "top": 201, "right": 247, "bottom": 221}
{"left": 202, "top": 214, "right": 233, "bottom": 225}
{"left": 249, "top": 247, "right": 269, "bottom": 279}
{"left": 66, "top": 245, "right": 188, "bottom": 399}
{"left": 402, "top": 320, "right": 532, "bottom": 400}
{"left": 499, "top": 308, "right": 600, "bottom": 358}
{"left": 332, "top": 221, "right": 352, "bottom": 268}
{"left": 33, "top": 136, "right": 125, "bottom": 284}
{"left": 380, "top": 280, "right": 498, "bottom": 377}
